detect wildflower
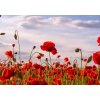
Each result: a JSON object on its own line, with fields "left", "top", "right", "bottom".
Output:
{"left": 87, "top": 80, "right": 93, "bottom": 85}
{"left": 53, "top": 78, "right": 61, "bottom": 85}
{"left": 51, "top": 48, "right": 57, "bottom": 55}
{"left": 97, "top": 36, "right": 100, "bottom": 46}
{"left": 40, "top": 41, "right": 57, "bottom": 55}
{"left": 0, "top": 76, "right": 6, "bottom": 84}
{"left": 28, "top": 78, "right": 40, "bottom": 85}
{"left": 93, "top": 51, "right": 100, "bottom": 65}
{"left": 33, "top": 63, "right": 41, "bottom": 69}
{"left": 40, "top": 66, "right": 46, "bottom": 70}
{"left": 36, "top": 53, "right": 44, "bottom": 59}
{"left": 36, "top": 55, "right": 41, "bottom": 59}
{"left": 2, "top": 68, "right": 14, "bottom": 79}
{"left": 87, "top": 79, "right": 99, "bottom": 85}
{"left": 39, "top": 80, "right": 48, "bottom": 85}
{"left": 64, "top": 57, "right": 69, "bottom": 62}
{"left": 5, "top": 51, "right": 13, "bottom": 58}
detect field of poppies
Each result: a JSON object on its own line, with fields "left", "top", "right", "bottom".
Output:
{"left": 0, "top": 31, "right": 100, "bottom": 85}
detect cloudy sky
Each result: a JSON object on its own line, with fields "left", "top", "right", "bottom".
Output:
{"left": 0, "top": 15, "right": 100, "bottom": 62}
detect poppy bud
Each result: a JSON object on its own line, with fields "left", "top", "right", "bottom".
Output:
{"left": 14, "top": 52, "right": 17, "bottom": 54}
{"left": 12, "top": 44, "right": 15, "bottom": 47}
{"left": 75, "top": 48, "right": 80, "bottom": 52}
{"left": 45, "top": 58, "right": 48, "bottom": 62}
{"left": 39, "top": 53, "right": 44, "bottom": 57}
{"left": 14, "top": 33, "right": 17, "bottom": 40}
{"left": 33, "top": 46, "right": 36, "bottom": 49}
{"left": 0, "top": 33, "right": 6, "bottom": 35}
{"left": 87, "top": 56, "right": 92, "bottom": 63}
{"left": 21, "top": 61, "right": 24, "bottom": 63}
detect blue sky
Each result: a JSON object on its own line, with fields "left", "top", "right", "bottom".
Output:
{"left": 0, "top": 15, "right": 100, "bottom": 62}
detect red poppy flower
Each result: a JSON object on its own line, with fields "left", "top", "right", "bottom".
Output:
{"left": 51, "top": 48, "right": 57, "bottom": 55}
{"left": 40, "top": 41, "right": 57, "bottom": 55}
{"left": 2, "top": 68, "right": 9, "bottom": 79}
{"left": 36, "top": 55, "right": 41, "bottom": 59}
{"left": 87, "top": 80, "right": 93, "bottom": 85}
{"left": 93, "top": 51, "right": 100, "bottom": 65}
{"left": 0, "top": 76, "right": 6, "bottom": 84}
{"left": 97, "top": 36, "right": 100, "bottom": 46}
{"left": 36, "top": 53, "right": 44, "bottom": 59}
{"left": 33, "top": 63, "right": 41, "bottom": 69}
{"left": 2, "top": 68, "right": 14, "bottom": 79}
{"left": 28, "top": 78, "right": 40, "bottom": 85}
{"left": 5, "top": 51, "right": 13, "bottom": 58}
{"left": 53, "top": 78, "right": 61, "bottom": 85}
{"left": 39, "top": 80, "right": 48, "bottom": 85}
{"left": 64, "top": 57, "right": 69, "bottom": 62}
{"left": 87, "top": 79, "right": 99, "bottom": 85}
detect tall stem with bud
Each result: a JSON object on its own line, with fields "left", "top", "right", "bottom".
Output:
{"left": 14, "top": 30, "right": 21, "bottom": 64}
{"left": 75, "top": 48, "right": 83, "bottom": 69}
{"left": 29, "top": 46, "right": 36, "bottom": 61}
{"left": 80, "top": 50, "right": 82, "bottom": 69}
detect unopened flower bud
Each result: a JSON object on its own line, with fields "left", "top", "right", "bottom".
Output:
{"left": 12, "top": 44, "right": 15, "bottom": 47}
{"left": 45, "top": 58, "right": 48, "bottom": 62}
{"left": 14, "top": 52, "right": 17, "bottom": 54}
{"left": 75, "top": 48, "right": 80, "bottom": 52}
{"left": 33, "top": 46, "right": 36, "bottom": 49}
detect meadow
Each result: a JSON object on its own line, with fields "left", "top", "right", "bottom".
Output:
{"left": 0, "top": 31, "right": 100, "bottom": 85}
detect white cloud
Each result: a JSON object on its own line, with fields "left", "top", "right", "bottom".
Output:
{"left": 0, "top": 15, "right": 100, "bottom": 62}
{"left": 11, "top": 16, "right": 100, "bottom": 30}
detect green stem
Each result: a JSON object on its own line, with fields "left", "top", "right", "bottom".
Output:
{"left": 29, "top": 47, "right": 34, "bottom": 61}
{"left": 12, "top": 47, "right": 15, "bottom": 64}
{"left": 2, "top": 58, "right": 9, "bottom": 67}
{"left": 18, "top": 33, "right": 21, "bottom": 64}
{"left": 13, "top": 47, "right": 14, "bottom": 58}
{"left": 80, "top": 50, "right": 82, "bottom": 69}
{"left": 85, "top": 62, "right": 88, "bottom": 67}
{"left": 98, "top": 65, "right": 100, "bottom": 80}
{"left": 15, "top": 30, "right": 21, "bottom": 64}
{"left": 29, "top": 52, "right": 40, "bottom": 61}
{"left": 40, "top": 59, "right": 42, "bottom": 64}
{"left": 49, "top": 52, "right": 52, "bottom": 65}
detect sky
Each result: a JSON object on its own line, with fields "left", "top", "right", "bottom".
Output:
{"left": 0, "top": 15, "right": 100, "bottom": 63}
